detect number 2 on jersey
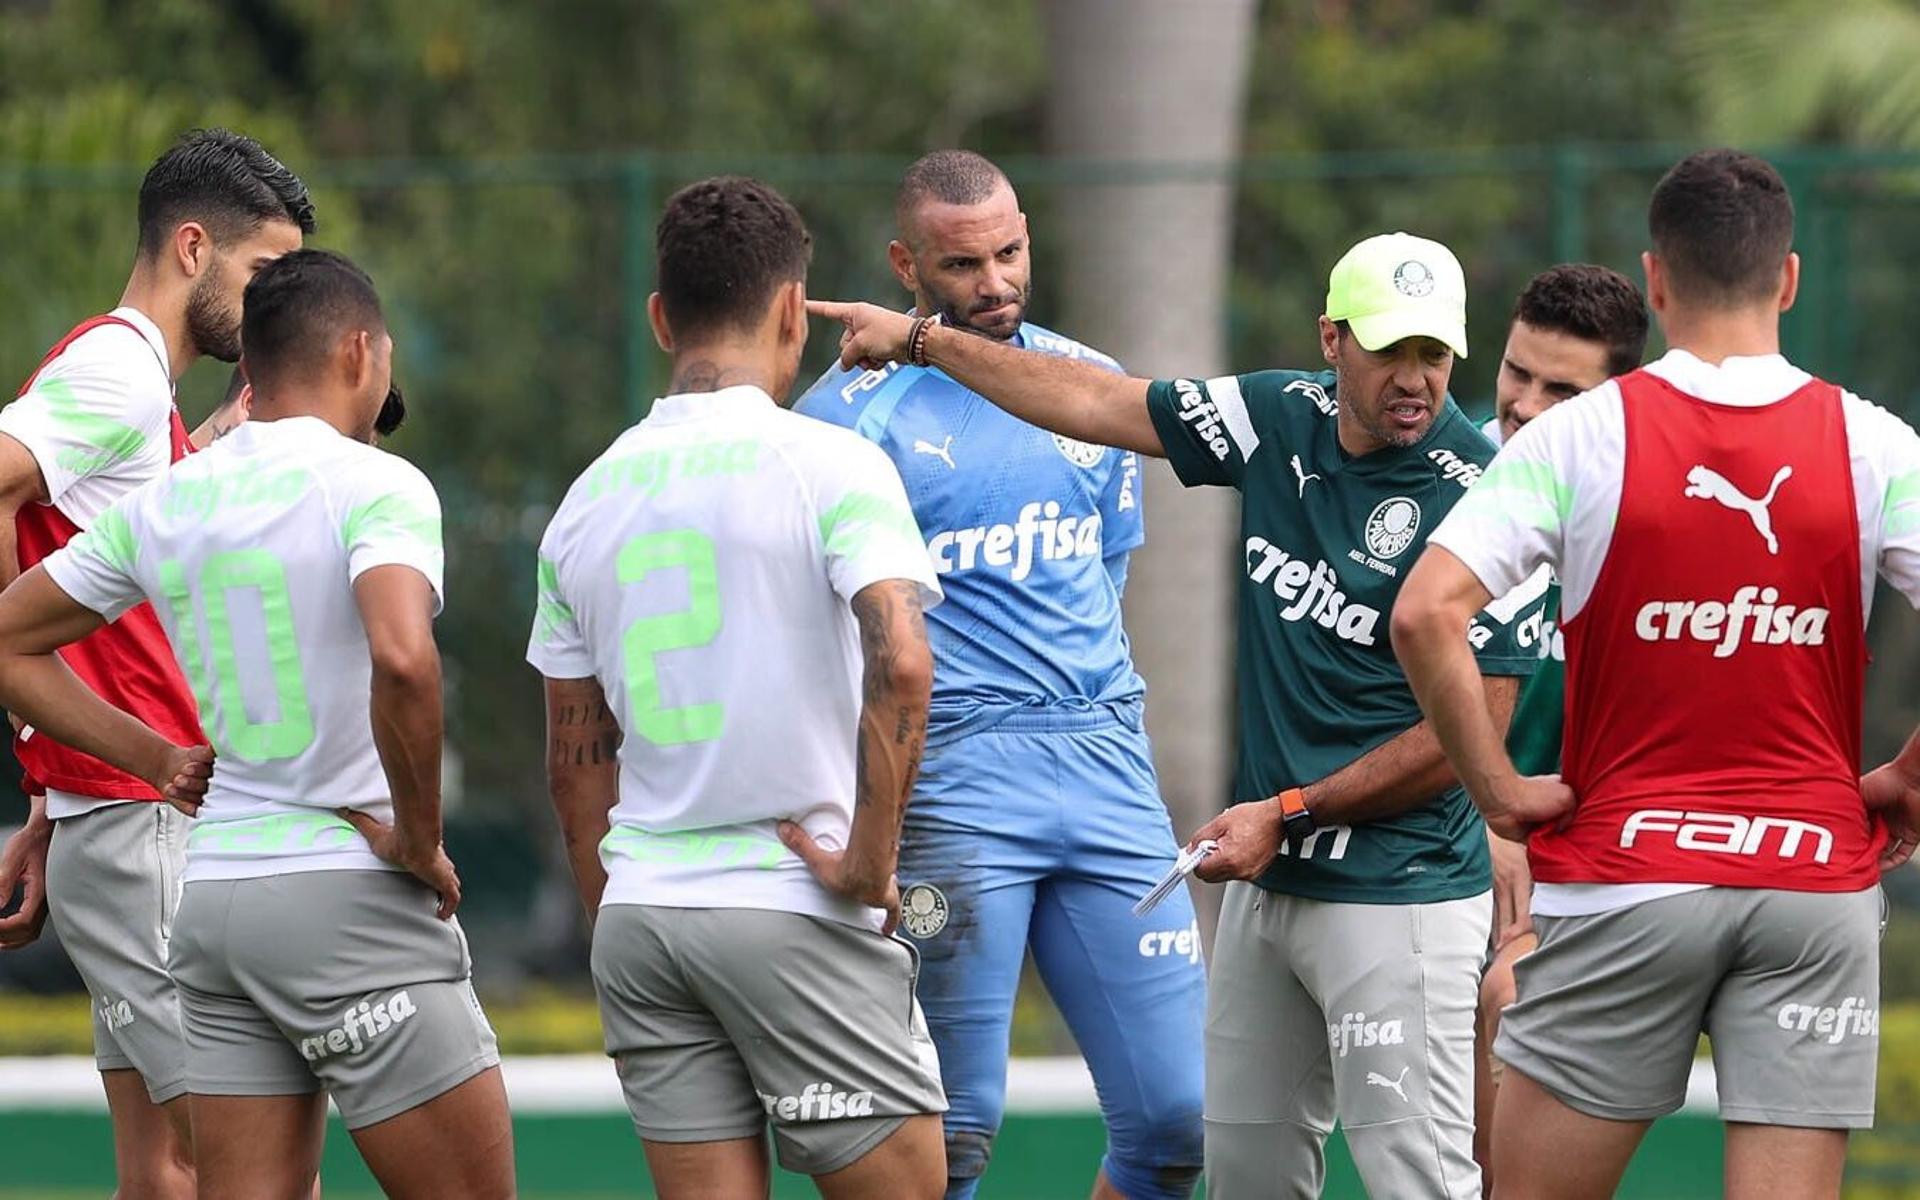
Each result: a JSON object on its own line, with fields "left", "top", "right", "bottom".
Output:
{"left": 619, "top": 530, "right": 724, "bottom": 745}
{"left": 158, "top": 550, "right": 315, "bottom": 761}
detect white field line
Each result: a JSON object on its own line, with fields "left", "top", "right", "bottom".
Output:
{"left": 0, "top": 1054, "right": 1722, "bottom": 1116}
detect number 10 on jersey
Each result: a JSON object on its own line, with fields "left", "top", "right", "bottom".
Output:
{"left": 158, "top": 550, "right": 315, "bottom": 762}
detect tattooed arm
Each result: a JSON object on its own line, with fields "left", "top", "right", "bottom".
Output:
{"left": 778, "top": 578, "right": 934, "bottom": 928}
{"left": 543, "top": 675, "right": 622, "bottom": 919}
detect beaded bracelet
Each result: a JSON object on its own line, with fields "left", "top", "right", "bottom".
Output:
{"left": 907, "top": 313, "right": 941, "bottom": 366}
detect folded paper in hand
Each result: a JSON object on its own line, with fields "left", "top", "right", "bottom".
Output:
{"left": 1132, "top": 839, "right": 1218, "bottom": 917}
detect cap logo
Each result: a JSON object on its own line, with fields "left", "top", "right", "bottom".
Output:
{"left": 1393, "top": 260, "right": 1434, "bottom": 297}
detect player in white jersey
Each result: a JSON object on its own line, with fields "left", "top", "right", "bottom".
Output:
{"left": 0, "top": 250, "right": 513, "bottom": 1198}
{"left": 529, "top": 177, "right": 947, "bottom": 1198}
{"left": 0, "top": 128, "right": 311, "bottom": 1198}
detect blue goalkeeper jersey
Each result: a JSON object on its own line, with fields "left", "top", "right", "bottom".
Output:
{"left": 796, "top": 322, "right": 1146, "bottom": 745}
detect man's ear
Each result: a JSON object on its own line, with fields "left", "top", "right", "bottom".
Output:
{"left": 172, "top": 222, "right": 213, "bottom": 279}
{"left": 780, "top": 279, "right": 808, "bottom": 350}
{"left": 647, "top": 292, "right": 674, "bottom": 353}
{"left": 1642, "top": 251, "right": 1668, "bottom": 317}
{"left": 1777, "top": 251, "right": 1801, "bottom": 314}
{"left": 343, "top": 329, "right": 374, "bottom": 391}
{"left": 887, "top": 240, "right": 917, "bottom": 295}
{"left": 1318, "top": 315, "right": 1341, "bottom": 367}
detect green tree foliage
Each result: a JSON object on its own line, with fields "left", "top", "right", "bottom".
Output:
{"left": 1681, "top": 0, "right": 1920, "bottom": 146}
{"left": 0, "top": 0, "right": 1046, "bottom": 819}
{"left": 1229, "top": 0, "right": 1697, "bottom": 401}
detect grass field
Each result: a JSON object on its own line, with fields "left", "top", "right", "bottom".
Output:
{"left": 0, "top": 1108, "right": 1731, "bottom": 1199}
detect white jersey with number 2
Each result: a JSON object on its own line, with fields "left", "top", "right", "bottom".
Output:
{"left": 44, "top": 415, "right": 445, "bottom": 882}
{"left": 526, "top": 386, "right": 941, "bottom": 932}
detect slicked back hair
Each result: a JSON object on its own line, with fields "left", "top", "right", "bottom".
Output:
{"left": 1512, "top": 264, "right": 1650, "bottom": 377}
{"left": 241, "top": 249, "right": 384, "bottom": 384}
{"left": 896, "top": 150, "right": 1010, "bottom": 243}
{"left": 1648, "top": 149, "right": 1795, "bottom": 308}
{"left": 656, "top": 176, "right": 812, "bottom": 343}
{"left": 137, "top": 128, "right": 315, "bottom": 257}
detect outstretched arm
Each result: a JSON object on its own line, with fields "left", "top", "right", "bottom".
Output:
{"left": 809, "top": 300, "right": 1163, "bottom": 456}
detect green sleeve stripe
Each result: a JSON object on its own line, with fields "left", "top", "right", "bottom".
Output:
{"left": 344, "top": 492, "right": 443, "bottom": 552}
{"left": 37, "top": 378, "right": 147, "bottom": 474}
{"left": 79, "top": 506, "right": 140, "bottom": 576}
{"left": 1884, "top": 470, "right": 1920, "bottom": 539}
{"left": 1471, "top": 460, "right": 1569, "bottom": 533}
{"left": 534, "top": 556, "right": 577, "bottom": 641}
{"left": 817, "top": 491, "right": 921, "bottom": 557}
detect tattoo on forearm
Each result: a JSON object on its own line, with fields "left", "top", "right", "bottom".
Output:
{"left": 549, "top": 700, "right": 620, "bottom": 766}
{"left": 853, "top": 581, "right": 927, "bottom": 705}
{"left": 852, "top": 581, "right": 930, "bottom": 828}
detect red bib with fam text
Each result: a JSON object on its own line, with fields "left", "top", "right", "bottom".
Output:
{"left": 1539, "top": 368, "right": 1882, "bottom": 890}
{"left": 11, "top": 315, "right": 205, "bottom": 800}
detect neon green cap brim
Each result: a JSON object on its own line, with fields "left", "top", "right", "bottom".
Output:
{"left": 1346, "top": 308, "right": 1468, "bottom": 360}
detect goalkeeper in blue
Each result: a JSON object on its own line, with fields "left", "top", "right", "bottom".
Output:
{"left": 797, "top": 151, "right": 1205, "bottom": 1200}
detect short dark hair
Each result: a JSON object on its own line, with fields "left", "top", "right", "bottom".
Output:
{"left": 240, "top": 249, "right": 384, "bottom": 382}
{"left": 1648, "top": 149, "right": 1794, "bottom": 307}
{"left": 138, "top": 129, "right": 315, "bottom": 257}
{"left": 1511, "top": 264, "right": 1650, "bottom": 377}
{"left": 896, "top": 150, "right": 1009, "bottom": 239}
{"left": 655, "top": 177, "right": 811, "bottom": 343}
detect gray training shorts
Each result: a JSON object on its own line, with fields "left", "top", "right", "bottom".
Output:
{"left": 168, "top": 869, "right": 500, "bottom": 1130}
{"left": 46, "top": 801, "right": 189, "bottom": 1103}
{"left": 591, "top": 903, "right": 947, "bottom": 1177}
{"left": 1497, "top": 885, "right": 1883, "bottom": 1128}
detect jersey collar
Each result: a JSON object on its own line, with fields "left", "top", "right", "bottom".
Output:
{"left": 1643, "top": 348, "right": 1810, "bottom": 408}
{"left": 109, "top": 305, "right": 172, "bottom": 382}
{"left": 648, "top": 385, "right": 777, "bottom": 424}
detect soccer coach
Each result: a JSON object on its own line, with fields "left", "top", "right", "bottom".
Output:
{"left": 812, "top": 231, "right": 1547, "bottom": 1199}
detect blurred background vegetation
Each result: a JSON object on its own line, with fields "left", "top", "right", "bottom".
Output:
{"left": 12, "top": 0, "right": 1920, "bottom": 1193}
{"left": 5, "top": 0, "right": 1920, "bottom": 1127}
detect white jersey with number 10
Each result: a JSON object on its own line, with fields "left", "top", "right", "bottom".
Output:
{"left": 527, "top": 386, "right": 940, "bottom": 932}
{"left": 44, "top": 415, "right": 447, "bottom": 883}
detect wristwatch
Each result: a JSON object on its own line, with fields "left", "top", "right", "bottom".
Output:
{"left": 1277, "top": 787, "right": 1316, "bottom": 849}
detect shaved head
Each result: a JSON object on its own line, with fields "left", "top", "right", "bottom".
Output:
{"left": 896, "top": 150, "right": 1009, "bottom": 245}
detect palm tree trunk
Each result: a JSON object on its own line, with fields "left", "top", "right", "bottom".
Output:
{"left": 1042, "top": 0, "right": 1257, "bottom": 936}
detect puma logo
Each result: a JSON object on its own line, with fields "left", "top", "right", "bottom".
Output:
{"left": 1365, "top": 1066, "right": 1410, "bottom": 1103}
{"left": 1290, "top": 453, "right": 1321, "bottom": 498}
{"left": 1684, "top": 464, "right": 1792, "bottom": 555}
{"left": 913, "top": 435, "right": 956, "bottom": 471}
